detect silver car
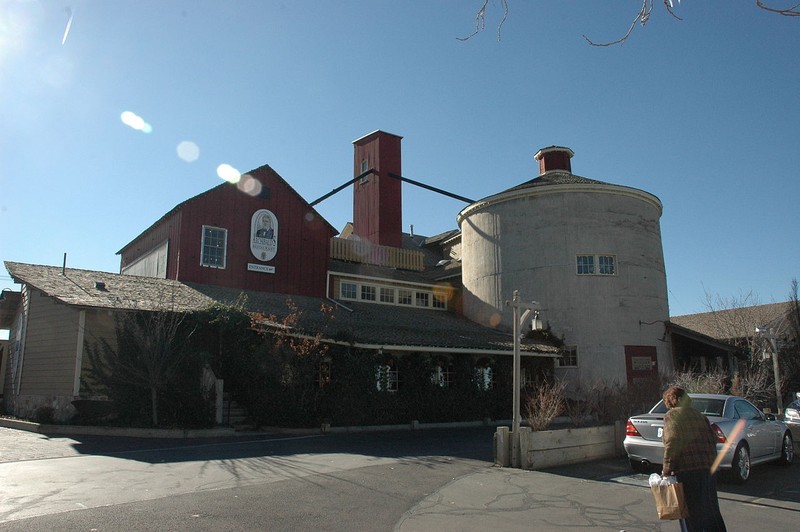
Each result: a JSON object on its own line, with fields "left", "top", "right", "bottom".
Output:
{"left": 623, "top": 394, "right": 794, "bottom": 483}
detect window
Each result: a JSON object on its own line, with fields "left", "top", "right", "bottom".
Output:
{"left": 379, "top": 287, "right": 395, "bottom": 304}
{"left": 598, "top": 255, "right": 615, "bottom": 275}
{"left": 335, "top": 280, "right": 447, "bottom": 310}
{"left": 341, "top": 282, "right": 357, "bottom": 300}
{"left": 376, "top": 364, "right": 399, "bottom": 392}
{"left": 398, "top": 289, "right": 412, "bottom": 305}
{"left": 475, "top": 366, "right": 493, "bottom": 390}
{"left": 576, "top": 255, "right": 594, "bottom": 275}
{"left": 415, "top": 292, "right": 430, "bottom": 307}
{"left": 201, "top": 226, "right": 227, "bottom": 268}
{"left": 318, "top": 358, "right": 331, "bottom": 389}
{"left": 361, "top": 285, "right": 376, "bottom": 301}
{"left": 359, "top": 160, "right": 369, "bottom": 183}
{"left": 577, "top": 254, "right": 616, "bottom": 276}
{"left": 431, "top": 364, "right": 453, "bottom": 388}
{"left": 557, "top": 346, "right": 578, "bottom": 367}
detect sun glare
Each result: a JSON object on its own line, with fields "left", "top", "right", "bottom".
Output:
{"left": 237, "top": 174, "right": 262, "bottom": 196}
{"left": 217, "top": 163, "right": 241, "bottom": 184}
{"left": 120, "top": 111, "right": 152, "bottom": 133}
{"left": 176, "top": 141, "right": 200, "bottom": 162}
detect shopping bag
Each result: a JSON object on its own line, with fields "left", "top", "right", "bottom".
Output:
{"left": 650, "top": 481, "right": 688, "bottom": 520}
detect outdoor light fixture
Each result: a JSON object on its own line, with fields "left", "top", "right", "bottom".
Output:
{"left": 506, "top": 290, "right": 542, "bottom": 468}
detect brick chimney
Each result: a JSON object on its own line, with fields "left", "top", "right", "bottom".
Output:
{"left": 534, "top": 146, "right": 574, "bottom": 175}
{"left": 352, "top": 130, "right": 403, "bottom": 248}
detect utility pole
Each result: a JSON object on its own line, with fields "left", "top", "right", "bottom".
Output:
{"left": 506, "top": 290, "right": 541, "bottom": 467}
{"left": 756, "top": 326, "right": 783, "bottom": 415}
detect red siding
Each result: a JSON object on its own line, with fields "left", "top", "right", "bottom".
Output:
{"left": 353, "top": 131, "right": 402, "bottom": 248}
{"left": 121, "top": 165, "right": 335, "bottom": 297}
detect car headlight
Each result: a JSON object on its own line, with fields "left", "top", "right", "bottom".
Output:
{"left": 785, "top": 407, "right": 800, "bottom": 420}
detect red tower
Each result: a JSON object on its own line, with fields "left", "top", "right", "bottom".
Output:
{"left": 352, "top": 130, "right": 403, "bottom": 248}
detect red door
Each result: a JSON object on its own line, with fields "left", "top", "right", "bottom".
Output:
{"left": 625, "top": 345, "right": 658, "bottom": 386}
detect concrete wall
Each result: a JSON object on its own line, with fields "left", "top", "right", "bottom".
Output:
{"left": 459, "top": 182, "right": 672, "bottom": 386}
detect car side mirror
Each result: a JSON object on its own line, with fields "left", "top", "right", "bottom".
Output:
{"left": 764, "top": 413, "right": 776, "bottom": 421}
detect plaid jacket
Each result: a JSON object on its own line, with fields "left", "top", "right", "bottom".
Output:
{"left": 662, "top": 406, "right": 717, "bottom": 473}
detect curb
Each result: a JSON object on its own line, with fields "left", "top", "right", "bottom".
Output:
{"left": 0, "top": 418, "right": 237, "bottom": 439}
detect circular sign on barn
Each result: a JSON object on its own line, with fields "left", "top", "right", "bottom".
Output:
{"left": 250, "top": 209, "right": 278, "bottom": 261}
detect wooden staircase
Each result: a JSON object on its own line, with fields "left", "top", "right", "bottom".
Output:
{"left": 222, "top": 394, "right": 253, "bottom": 431}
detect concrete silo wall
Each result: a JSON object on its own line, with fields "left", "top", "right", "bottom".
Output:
{"left": 459, "top": 184, "right": 672, "bottom": 385}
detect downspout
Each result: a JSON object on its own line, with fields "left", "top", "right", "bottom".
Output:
{"left": 73, "top": 310, "right": 86, "bottom": 396}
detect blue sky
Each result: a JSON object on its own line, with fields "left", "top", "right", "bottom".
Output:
{"left": 1, "top": 0, "right": 798, "bottom": 327}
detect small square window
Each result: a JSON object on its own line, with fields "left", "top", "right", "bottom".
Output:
{"left": 576, "top": 255, "right": 594, "bottom": 275}
{"left": 361, "top": 285, "right": 376, "bottom": 301}
{"left": 415, "top": 292, "right": 430, "bottom": 307}
{"left": 341, "top": 282, "right": 357, "bottom": 300}
{"left": 380, "top": 287, "right": 395, "bottom": 303}
{"left": 598, "top": 255, "right": 615, "bottom": 275}
{"left": 557, "top": 346, "right": 578, "bottom": 367}
{"left": 398, "top": 289, "right": 412, "bottom": 305}
{"left": 432, "top": 295, "right": 446, "bottom": 309}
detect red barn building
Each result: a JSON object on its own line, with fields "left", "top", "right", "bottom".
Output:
{"left": 117, "top": 164, "right": 336, "bottom": 297}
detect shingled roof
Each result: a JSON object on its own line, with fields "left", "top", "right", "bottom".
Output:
{"left": 4, "top": 261, "right": 557, "bottom": 356}
{"left": 670, "top": 301, "right": 794, "bottom": 341}
{"left": 4, "top": 261, "right": 215, "bottom": 312}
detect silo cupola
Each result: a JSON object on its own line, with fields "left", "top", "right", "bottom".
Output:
{"left": 534, "top": 146, "right": 574, "bottom": 175}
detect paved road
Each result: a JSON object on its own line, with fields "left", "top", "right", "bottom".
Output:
{"left": 1, "top": 426, "right": 799, "bottom": 531}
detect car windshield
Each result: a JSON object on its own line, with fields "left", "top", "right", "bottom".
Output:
{"left": 649, "top": 397, "right": 725, "bottom": 416}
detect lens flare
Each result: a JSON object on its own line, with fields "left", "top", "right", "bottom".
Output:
{"left": 237, "top": 174, "right": 262, "bottom": 196}
{"left": 120, "top": 111, "right": 152, "bottom": 133}
{"left": 176, "top": 141, "right": 199, "bottom": 162}
{"left": 217, "top": 163, "right": 241, "bottom": 183}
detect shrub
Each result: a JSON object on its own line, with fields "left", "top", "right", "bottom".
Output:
{"left": 525, "top": 379, "right": 566, "bottom": 431}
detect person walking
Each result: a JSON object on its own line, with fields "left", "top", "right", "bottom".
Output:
{"left": 661, "top": 386, "right": 727, "bottom": 532}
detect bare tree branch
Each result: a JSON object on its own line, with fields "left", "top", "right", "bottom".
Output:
{"left": 584, "top": 0, "right": 682, "bottom": 47}
{"left": 460, "top": 0, "right": 800, "bottom": 48}
{"left": 458, "top": 0, "right": 509, "bottom": 42}
{"left": 757, "top": 0, "right": 800, "bottom": 16}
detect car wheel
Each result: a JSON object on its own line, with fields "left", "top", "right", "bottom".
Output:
{"left": 629, "top": 459, "right": 649, "bottom": 473}
{"left": 728, "top": 442, "right": 751, "bottom": 484}
{"left": 778, "top": 432, "right": 794, "bottom": 466}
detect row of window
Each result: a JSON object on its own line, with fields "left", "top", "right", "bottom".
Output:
{"left": 201, "top": 225, "right": 613, "bottom": 283}
{"left": 372, "top": 356, "right": 579, "bottom": 393}
{"left": 340, "top": 281, "right": 447, "bottom": 310}
{"left": 375, "top": 365, "right": 493, "bottom": 393}
{"left": 576, "top": 254, "right": 615, "bottom": 275}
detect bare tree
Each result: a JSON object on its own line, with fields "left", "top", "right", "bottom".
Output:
{"left": 88, "top": 308, "right": 195, "bottom": 426}
{"left": 702, "top": 288, "right": 798, "bottom": 409}
{"left": 462, "top": 1, "right": 799, "bottom": 45}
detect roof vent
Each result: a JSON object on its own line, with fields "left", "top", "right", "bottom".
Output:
{"left": 534, "top": 146, "right": 574, "bottom": 175}
{"left": 95, "top": 281, "right": 107, "bottom": 291}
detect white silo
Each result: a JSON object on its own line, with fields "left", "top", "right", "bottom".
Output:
{"left": 457, "top": 146, "right": 672, "bottom": 386}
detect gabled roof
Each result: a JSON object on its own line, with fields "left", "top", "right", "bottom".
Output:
{"left": 116, "top": 164, "right": 338, "bottom": 255}
{"left": 670, "top": 301, "right": 795, "bottom": 341}
{"left": 4, "top": 261, "right": 554, "bottom": 356}
{"left": 5, "top": 261, "right": 215, "bottom": 312}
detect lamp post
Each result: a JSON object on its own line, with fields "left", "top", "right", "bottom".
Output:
{"left": 756, "top": 326, "right": 783, "bottom": 415}
{"left": 506, "top": 290, "right": 541, "bottom": 467}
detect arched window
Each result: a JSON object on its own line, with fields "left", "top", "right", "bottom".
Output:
{"left": 431, "top": 358, "right": 453, "bottom": 388}
{"left": 474, "top": 358, "right": 494, "bottom": 391}
{"left": 375, "top": 359, "right": 399, "bottom": 392}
